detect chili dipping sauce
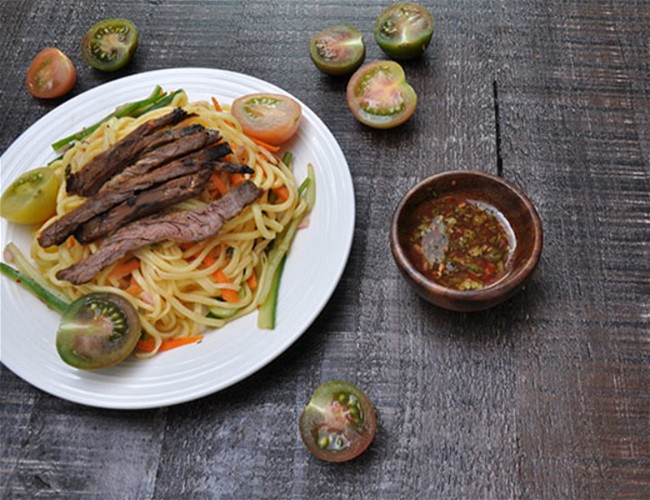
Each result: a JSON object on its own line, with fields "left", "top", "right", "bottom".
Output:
{"left": 402, "top": 193, "right": 515, "bottom": 290}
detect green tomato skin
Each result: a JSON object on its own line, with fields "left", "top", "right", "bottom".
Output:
{"left": 56, "top": 293, "right": 141, "bottom": 370}
{"left": 81, "top": 18, "right": 139, "bottom": 72}
{"left": 374, "top": 2, "right": 434, "bottom": 60}
{"left": 309, "top": 25, "right": 366, "bottom": 76}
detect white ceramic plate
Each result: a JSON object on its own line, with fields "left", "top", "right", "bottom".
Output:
{"left": 0, "top": 68, "right": 354, "bottom": 409}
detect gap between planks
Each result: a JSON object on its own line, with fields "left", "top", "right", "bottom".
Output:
{"left": 493, "top": 80, "right": 504, "bottom": 177}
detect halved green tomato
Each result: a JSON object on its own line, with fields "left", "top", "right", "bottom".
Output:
{"left": 309, "top": 25, "right": 365, "bottom": 76}
{"left": 56, "top": 292, "right": 141, "bottom": 370}
{"left": 0, "top": 166, "right": 60, "bottom": 225}
{"left": 374, "top": 2, "right": 434, "bottom": 60}
{"left": 299, "top": 380, "right": 377, "bottom": 462}
{"left": 81, "top": 18, "right": 139, "bottom": 71}
{"left": 346, "top": 60, "right": 417, "bottom": 129}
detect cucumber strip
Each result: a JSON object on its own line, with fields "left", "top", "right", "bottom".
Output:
{"left": 207, "top": 304, "right": 241, "bottom": 319}
{"left": 256, "top": 164, "right": 316, "bottom": 312}
{"left": 257, "top": 256, "right": 286, "bottom": 330}
{"left": 207, "top": 287, "right": 248, "bottom": 319}
{"left": 4, "top": 242, "right": 70, "bottom": 304}
{"left": 301, "top": 163, "right": 317, "bottom": 210}
{"left": 0, "top": 263, "right": 69, "bottom": 313}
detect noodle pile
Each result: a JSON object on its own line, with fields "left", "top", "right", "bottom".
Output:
{"left": 31, "top": 92, "right": 310, "bottom": 355}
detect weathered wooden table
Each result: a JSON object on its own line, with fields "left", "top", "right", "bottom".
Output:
{"left": 1, "top": 1, "right": 648, "bottom": 498}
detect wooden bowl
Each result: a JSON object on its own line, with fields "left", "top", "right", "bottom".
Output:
{"left": 390, "top": 170, "right": 543, "bottom": 312}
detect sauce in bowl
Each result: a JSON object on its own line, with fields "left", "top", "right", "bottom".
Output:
{"left": 402, "top": 193, "right": 515, "bottom": 290}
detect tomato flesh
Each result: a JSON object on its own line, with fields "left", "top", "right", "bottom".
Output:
{"left": 309, "top": 25, "right": 365, "bottom": 76}
{"left": 374, "top": 2, "right": 434, "bottom": 60}
{"left": 299, "top": 380, "right": 377, "bottom": 462}
{"left": 81, "top": 18, "right": 139, "bottom": 71}
{"left": 56, "top": 292, "right": 141, "bottom": 370}
{"left": 346, "top": 60, "right": 417, "bottom": 129}
{"left": 0, "top": 166, "right": 61, "bottom": 225}
{"left": 26, "top": 47, "right": 77, "bottom": 99}
{"left": 231, "top": 93, "right": 302, "bottom": 145}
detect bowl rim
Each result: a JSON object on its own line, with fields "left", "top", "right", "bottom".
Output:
{"left": 390, "top": 170, "right": 543, "bottom": 304}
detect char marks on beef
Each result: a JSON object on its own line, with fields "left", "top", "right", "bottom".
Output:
{"left": 65, "top": 108, "right": 193, "bottom": 196}
{"left": 75, "top": 169, "right": 213, "bottom": 244}
{"left": 38, "top": 143, "right": 237, "bottom": 248}
{"left": 57, "top": 181, "right": 264, "bottom": 284}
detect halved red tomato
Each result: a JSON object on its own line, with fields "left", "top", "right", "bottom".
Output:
{"left": 299, "top": 380, "right": 377, "bottom": 462}
{"left": 231, "top": 93, "right": 302, "bottom": 145}
{"left": 346, "top": 60, "right": 417, "bottom": 129}
{"left": 26, "top": 47, "right": 77, "bottom": 99}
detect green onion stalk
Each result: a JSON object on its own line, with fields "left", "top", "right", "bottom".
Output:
{"left": 51, "top": 86, "right": 185, "bottom": 153}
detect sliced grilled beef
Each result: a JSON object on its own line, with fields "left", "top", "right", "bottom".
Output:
{"left": 100, "top": 128, "right": 222, "bottom": 192}
{"left": 65, "top": 108, "right": 193, "bottom": 196}
{"left": 39, "top": 143, "right": 239, "bottom": 248}
{"left": 75, "top": 169, "right": 213, "bottom": 244}
{"left": 57, "top": 181, "right": 264, "bottom": 284}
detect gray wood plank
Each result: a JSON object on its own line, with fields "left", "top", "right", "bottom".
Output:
{"left": 1, "top": 0, "right": 648, "bottom": 498}
{"left": 495, "top": 0, "right": 650, "bottom": 497}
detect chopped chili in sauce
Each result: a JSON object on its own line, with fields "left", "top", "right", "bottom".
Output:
{"left": 403, "top": 193, "right": 515, "bottom": 290}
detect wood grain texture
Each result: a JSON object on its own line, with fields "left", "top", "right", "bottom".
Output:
{"left": 494, "top": 1, "right": 650, "bottom": 497}
{"left": 1, "top": 0, "right": 648, "bottom": 498}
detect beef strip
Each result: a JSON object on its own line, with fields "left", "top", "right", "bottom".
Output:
{"left": 57, "top": 181, "right": 264, "bottom": 284}
{"left": 38, "top": 143, "right": 240, "bottom": 248}
{"left": 75, "top": 169, "right": 213, "bottom": 244}
{"left": 65, "top": 108, "right": 193, "bottom": 196}
{"left": 99, "top": 128, "right": 222, "bottom": 192}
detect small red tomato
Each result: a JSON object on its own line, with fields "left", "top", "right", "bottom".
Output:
{"left": 26, "top": 47, "right": 77, "bottom": 99}
{"left": 346, "top": 60, "right": 417, "bottom": 129}
{"left": 231, "top": 93, "right": 302, "bottom": 145}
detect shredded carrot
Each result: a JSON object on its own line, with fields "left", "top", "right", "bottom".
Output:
{"left": 210, "top": 172, "right": 229, "bottom": 197}
{"left": 213, "top": 269, "right": 240, "bottom": 302}
{"left": 108, "top": 258, "right": 141, "bottom": 280}
{"left": 66, "top": 236, "right": 77, "bottom": 249}
{"left": 247, "top": 272, "right": 258, "bottom": 290}
{"left": 125, "top": 276, "right": 142, "bottom": 295}
{"left": 230, "top": 173, "right": 247, "bottom": 186}
{"left": 272, "top": 186, "right": 290, "bottom": 202}
{"left": 136, "top": 335, "right": 204, "bottom": 353}
{"left": 201, "top": 254, "right": 239, "bottom": 302}
{"left": 181, "top": 243, "right": 206, "bottom": 260}
{"left": 250, "top": 136, "right": 281, "bottom": 153}
{"left": 211, "top": 96, "right": 223, "bottom": 112}
{"left": 202, "top": 253, "right": 216, "bottom": 267}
